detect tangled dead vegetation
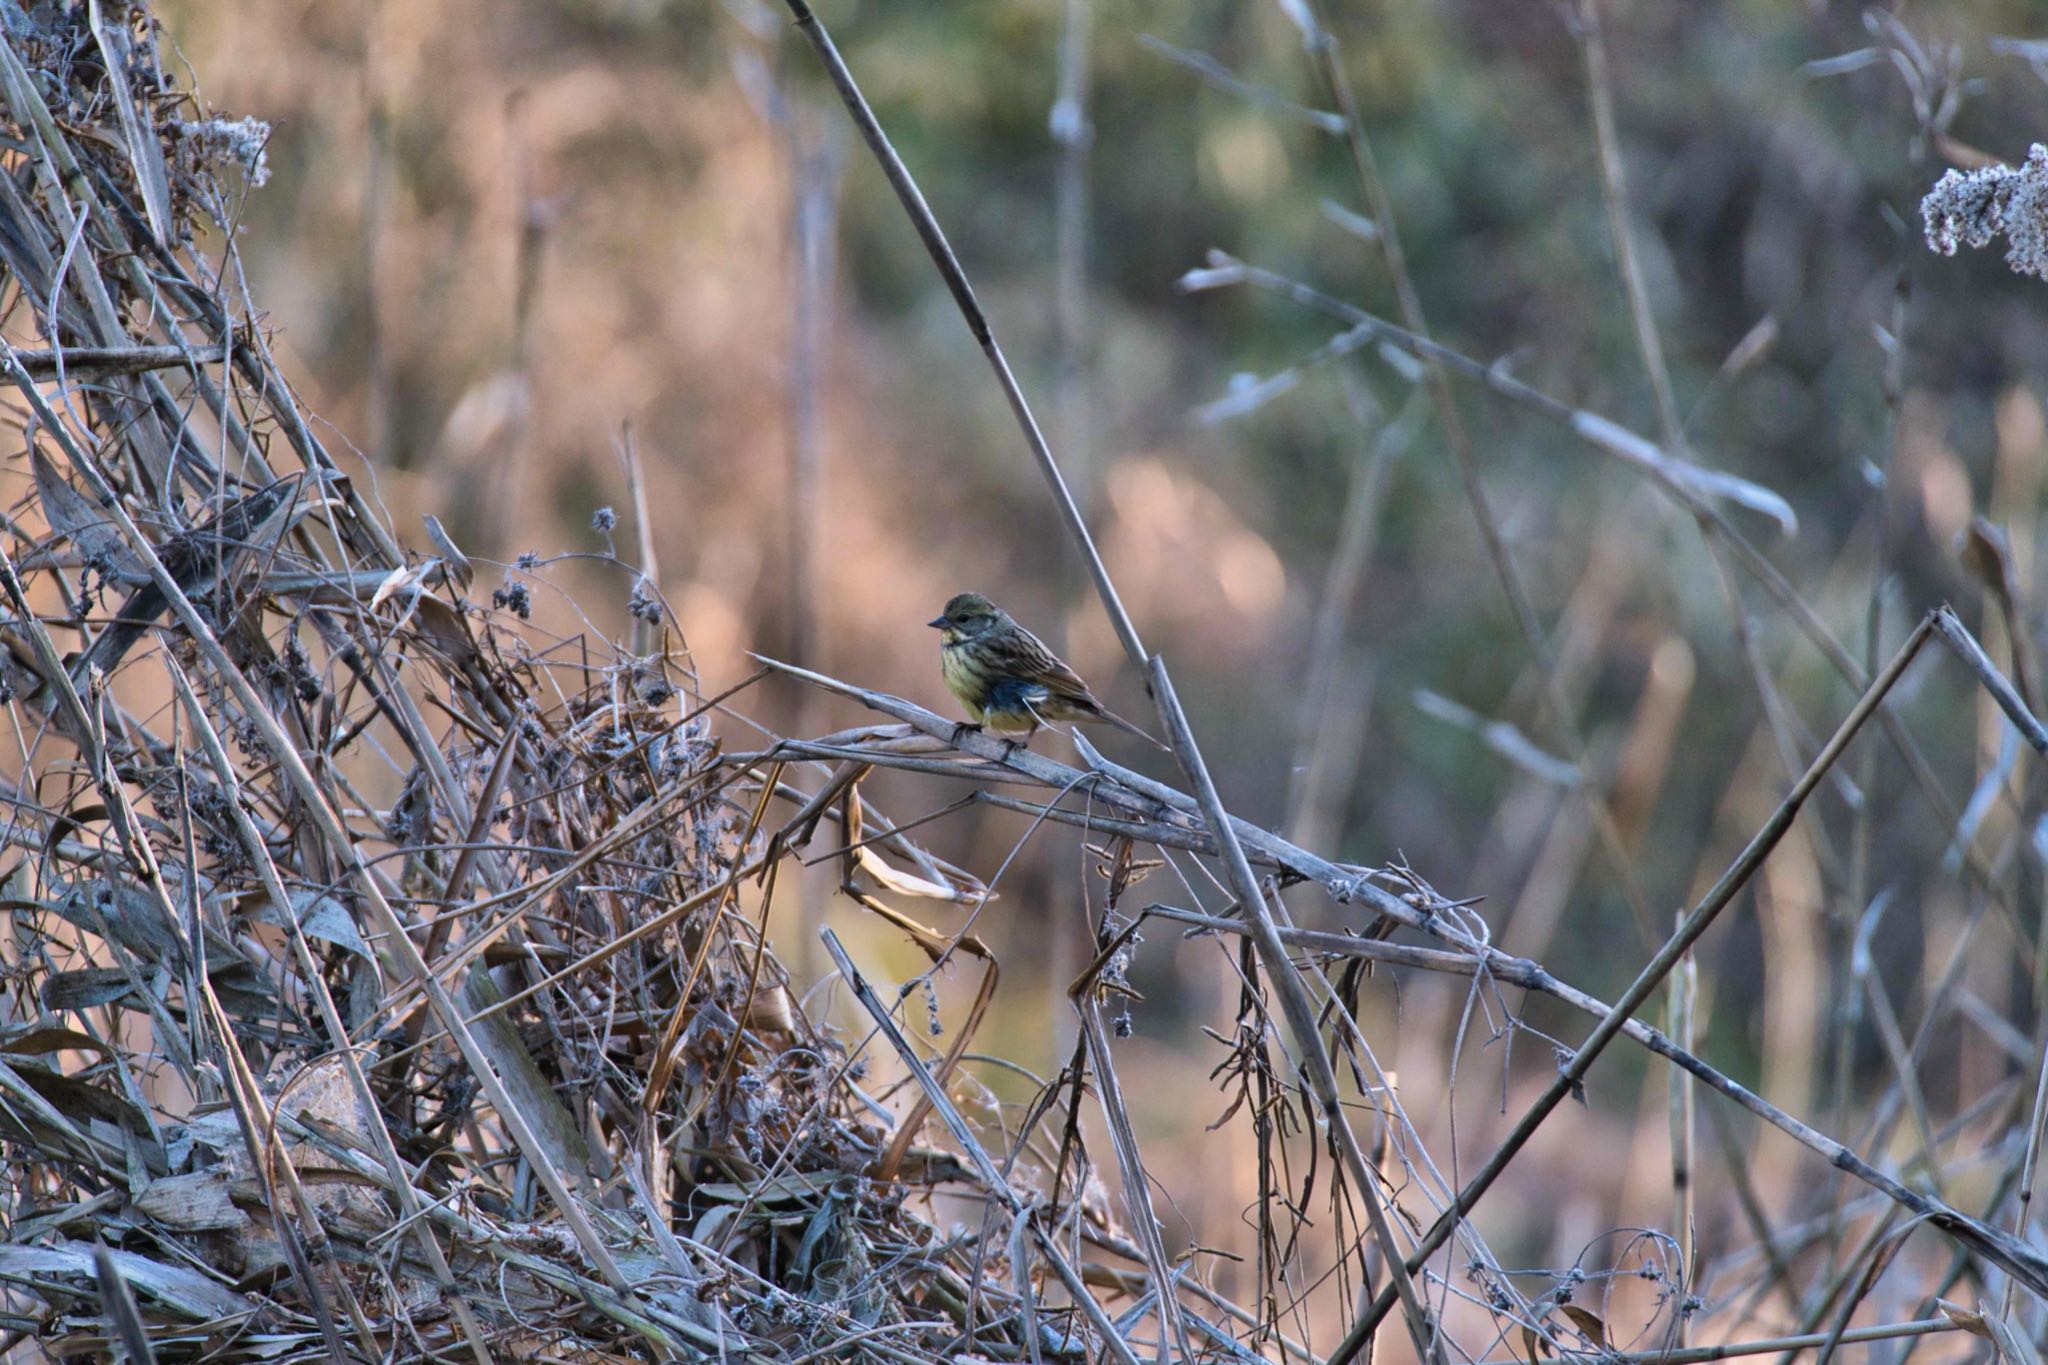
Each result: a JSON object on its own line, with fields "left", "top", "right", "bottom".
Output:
{"left": 5, "top": 4, "right": 2048, "bottom": 1365}
{"left": 0, "top": 6, "right": 1106, "bottom": 1360}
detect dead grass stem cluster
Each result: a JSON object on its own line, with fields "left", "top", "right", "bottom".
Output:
{"left": 0, "top": 5, "right": 2044, "bottom": 1365}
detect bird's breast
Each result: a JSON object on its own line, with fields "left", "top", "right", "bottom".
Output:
{"left": 940, "top": 641, "right": 988, "bottom": 704}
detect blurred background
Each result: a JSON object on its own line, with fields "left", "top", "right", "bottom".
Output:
{"left": 156, "top": 0, "right": 2048, "bottom": 1347}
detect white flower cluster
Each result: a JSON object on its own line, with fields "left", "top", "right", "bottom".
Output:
{"left": 1922, "top": 143, "right": 2048, "bottom": 281}
{"left": 173, "top": 115, "right": 273, "bottom": 188}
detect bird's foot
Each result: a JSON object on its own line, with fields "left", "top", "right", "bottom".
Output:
{"left": 998, "top": 737, "right": 1025, "bottom": 761}
{"left": 949, "top": 721, "right": 984, "bottom": 747}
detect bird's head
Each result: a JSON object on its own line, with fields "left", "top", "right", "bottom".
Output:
{"left": 929, "top": 591, "right": 1002, "bottom": 643}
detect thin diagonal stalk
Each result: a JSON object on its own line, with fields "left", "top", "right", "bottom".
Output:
{"left": 782, "top": 0, "right": 1141, "bottom": 665}
{"left": 1220, "top": 259, "right": 2040, "bottom": 970}
{"left": 1330, "top": 610, "right": 2048, "bottom": 1358}
{"left": 1297, "top": 0, "right": 1660, "bottom": 946}
{"left": 1152, "top": 663, "right": 1443, "bottom": 1365}
{"left": 779, "top": 8, "right": 1444, "bottom": 1358}
{"left": 1576, "top": 0, "right": 1684, "bottom": 445}
{"left": 820, "top": 928, "right": 1144, "bottom": 1365}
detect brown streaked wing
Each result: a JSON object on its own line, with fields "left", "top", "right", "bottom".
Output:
{"left": 1010, "top": 625, "right": 1103, "bottom": 709}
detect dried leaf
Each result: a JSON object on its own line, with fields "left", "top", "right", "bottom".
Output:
{"left": 0, "top": 1023, "right": 110, "bottom": 1057}
{"left": 693, "top": 1204, "right": 739, "bottom": 1248}
{"left": 413, "top": 593, "right": 481, "bottom": 671}
{"left": 133, "top": 1168, "right": 248, "bottom": 1232}
{"left": 0, "top": 159, "right": 57, "bottom": 298}
{"left": 1559, "top": 1306, "right": 1607, "bottom": 1348}
{"left": 462, "top": 966, "right": 592, "bottom": 1188}
{"left": 366, "top": 563, "right": 412, "bottom": 609}
{"left": 854, "top": 845, "right": 977, "bottom": 902}
{"left": 742, "top": 982, "right": 795, "bottom": 1034}
{"left": 696, "top": 1171, "right": 839, "bottom": 1205}
{"left": 66, "top": 473, "right": 311, "bottom": 689}
{"left": 30, "top": 447, "right": 136, "bottom": 576}
{"left": 254, "top": 890, "right": 370, "bottom": 962}
{"left": 42, "top": 966, "right": 136, "bottom": 1010}
{"left": 0, "top": 1055, "right": 106, "bottom": 1161}
{"left": 0, "top": 1243, "right": 245, "bottom": 1321}
{"left": 61, "top": 879, "right": 190, "bottom": 967}
{"left": 1960, "top": 517, "right": 2018, "bottom": 604}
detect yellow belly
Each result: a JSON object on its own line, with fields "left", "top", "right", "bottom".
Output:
{"left": 939, "top": 644, "right": 981, "bottom": 715}
{"left": 940, "top": 645, "right": 1038, "bottom": 731}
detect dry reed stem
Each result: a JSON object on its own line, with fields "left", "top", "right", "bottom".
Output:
{"left": 7, "top": 6, "right": 2048, "bottom": 1365}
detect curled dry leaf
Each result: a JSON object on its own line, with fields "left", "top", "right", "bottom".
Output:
{"left": 1559, "top": 1305, "right": 1608, "bottom": 1349}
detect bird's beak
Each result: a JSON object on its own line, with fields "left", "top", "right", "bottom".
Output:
{"left": 927, "top": 616, "right": 948, "bottom": 629}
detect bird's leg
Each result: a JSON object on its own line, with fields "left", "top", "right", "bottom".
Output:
{"left": 949, "top": 720, "right": 984, "bottom": 747}
{"left": 1000, "top": 703, "right": 1050, "bottom": 760}
{"left": 996, "top": 721, "right": 1038, "bottom": 761}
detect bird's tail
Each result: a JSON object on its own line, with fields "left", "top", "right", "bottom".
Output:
{"left": 1094, "top": 704, "right": 1171, "bottom": 751}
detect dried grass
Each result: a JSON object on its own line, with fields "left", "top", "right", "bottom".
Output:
{"left": 2, "top": 5, "right": 2048, "bottom": 1365}
{"left": 0, "top": 8, "right": 1070, "bottom": 1360}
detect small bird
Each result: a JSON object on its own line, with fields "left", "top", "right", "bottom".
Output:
{"left": 929, "top": 591, "right": 1161, "bottom": 748}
